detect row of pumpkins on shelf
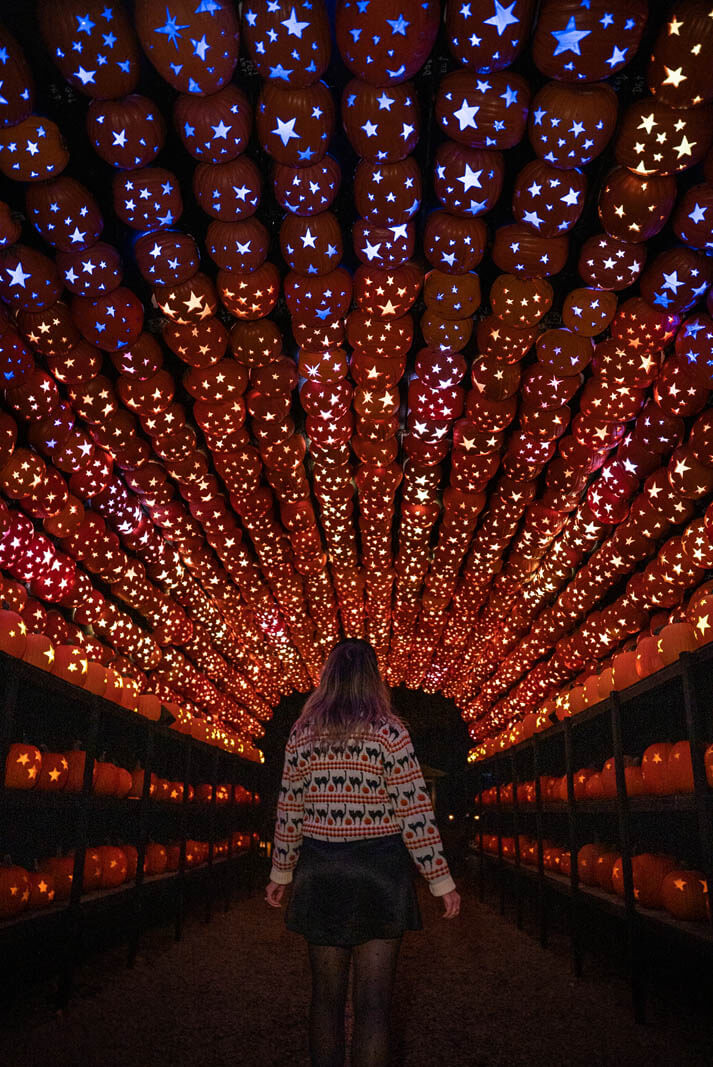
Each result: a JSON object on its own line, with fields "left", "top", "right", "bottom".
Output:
{"left": 476, "top": 837, "right": 709, "bottom": 924}
{"left": 472, "top": 611, "right": 713, "bottom": 762}
{"left": 3, "top": 741, "right": 259, "bottom": 806}
{"left": 478, "top": 740, "right": 713, "bottom": 807}
{"left": 0, "top": 610, "right": 250, "bottom": 757}
{"left": 0, "top": 832, "right": 255, "bottom": 921}
{"left": 0, "top": 827, "right": 256, "bottom": 921}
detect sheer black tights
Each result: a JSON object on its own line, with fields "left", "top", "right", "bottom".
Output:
{"left": 307, "top": 938, "right": 401, "bottom": 1067}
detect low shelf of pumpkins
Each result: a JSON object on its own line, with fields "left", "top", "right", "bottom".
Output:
{"left": 2, "top": 742, "right": 259, "bottom": 926}
{"left": 470, "top": 838, "right": 712, "bottom": 939}
{"left": 1, "top": 722, "right": 261, "bottom": 926}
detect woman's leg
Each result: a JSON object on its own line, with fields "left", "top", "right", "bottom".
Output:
{"left": 350, "top": 937, "right": 402, "bottom": 1067}
{"left": 307, "top": 943, "right": 352, "bottom": 1067}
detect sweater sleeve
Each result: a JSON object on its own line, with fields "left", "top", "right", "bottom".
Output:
{"left": 384, "top": 727, "right": 456, "bottom": 897}
{"left": 269, "top": 729, "right": 305, "bottom": 885}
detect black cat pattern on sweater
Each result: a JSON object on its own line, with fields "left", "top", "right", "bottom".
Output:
{"left": 270, "top": 718, "right": 455, "bottom": 897}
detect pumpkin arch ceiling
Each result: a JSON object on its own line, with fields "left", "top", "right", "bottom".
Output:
{"left": 0, "top": 0, "right": 712, "bottom": 760}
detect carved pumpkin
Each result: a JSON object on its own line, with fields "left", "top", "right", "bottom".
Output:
{"left": 4, "top": 741, "right": 41, "bottom": 789}
{"left": 98, "top": 845, "right": 128, "bottom": 889}
{"left": 661, "top": 869, "right": 709, "bottom": 922}
{"left": 613, "top": 852, "right": 677, "bottom": 908}
{"left": 0, "top": 864, "right": 31, "bottom": 918}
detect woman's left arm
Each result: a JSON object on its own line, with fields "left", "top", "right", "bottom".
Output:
{"left": 267, "top": 731, "right": 305, "bottom": 905}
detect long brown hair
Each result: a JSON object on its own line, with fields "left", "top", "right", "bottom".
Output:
{"left": 295, "top": 639, "right": 403, "bottom": 739}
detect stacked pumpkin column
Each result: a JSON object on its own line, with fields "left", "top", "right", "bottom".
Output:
{"left": 426, "top": 0, "right": 652, "bottom": 706}
{"left": 0, "top": 9, "right": 283, "bottom": 736}
{"left": 401, "top": 1, "right": 537, "bottom": 687}
{"left": 241, "top": 0, "right": 348, "bottom": 654}
{"left": 29, "top": 0, "right": 293, "bottom": 699}
{"left": 125, "top": 0, "right": 323, "bottom": 684}
{"left": 335, "top": 0, "right": 440, "bottom": 673}
{"left": 464, "top": 0, "right": 713, "bottom": 737}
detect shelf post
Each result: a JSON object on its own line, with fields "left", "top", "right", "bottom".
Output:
{"left": 610, "top": 692, "right": 645, "bottom": 1023}
{"left": 564, "top": 718, "right": 582, "bottom": 978}
{"left": 56, "top": 696, "right": 100, "bottom": 1011}
{"left": 494, "top": 754, "right": 505, "bottom": 916}
{"left": 680, "top": 653, "right": 713, "bottom": 935}
{"left": 205, "top": 746, "right": 219, "bottom": 924}
{"left": 175, "top": 736, "right": 192, "bottom": 943}
{"left": 510, "top": 749, "right": 523, "bottom": 931}
{"left": 128, "top": 725, "right": 154, "bottom": 968}
{"left": 532, "top": 735, "right": 548, "bottom": 948}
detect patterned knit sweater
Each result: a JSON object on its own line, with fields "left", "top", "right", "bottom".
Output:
{"left": 270, "top": 717, "right": 455, "bottom": 897}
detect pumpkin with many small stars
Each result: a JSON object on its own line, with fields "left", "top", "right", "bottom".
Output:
{"left": 205, "top": 217, "right": 269, "bottom": 273}
{"left": 437, "top": 70, "right": 530, "bottom": 150}
{"left": 562, "top": 287, "right": 617, "bottom": 336}
{"left": 352, "top": 262, "right": 421, "bottom": 317}
{"left": 242, "top": 0, "right": 331, "bottom": 88}
{"left": 193, "top": 155, "right": 261, "bottom": 220}
{"left": 273, "top": 156, "right": 340, "bottom": 217}
{"left": 174, "top": 83, "right": 251, "bottom": 163}
{"left": 426, "top": 212, "right": 486, "bottom": 275}
{"left": 280, "top": 211, "right": 343, "bottom": 276}
{"left": 135, "top": 0, "right": 239, "bottom": 96}
{"left": 598, "top": 166, "right": 677, "bottom": 244}
{"left": 513, "top": 159, "right": 586, "bottom": 237}
{"left": 490, "top": 275, "right": 553, "bottom": 327}
{"left": 433, "top": 140, "right": 505, "bottom": 218}
{"left": 18, "top": 299, "right": 80, "bottom": 359}
{"left": 335, "top": 0, "right": 439, "bottom": 86}
{"left": 72, "top": 286, "right": 144, "bottom": 351}
{"left": 39, "top": 0, "right": 140, "bottom": 99}
{"left": 57, "top": 241, "right": 123, "bottom": 298}
{"left": 532, "top": 0, "right": 646, "bottom": 83}
{"left": 87, "top": 94, "right": 166, "bottom": 169}
{"left": 577, "top": 233, "right": 645, "bottom": 291}
{"left": 112, "top": 167, "right": 183, "bottom": 231}
{"left": 342, "top": 79, "right": 419, "bottom": 162}
{"left": 25, "top": 177, "right": 103, "bottom": 253}
{"left": 256, "top": 81, "right": 334, "bottom": 166}
{"left": 0, "top": 117, "right": 68, "bottom": 182}
{"left": 528, "top": 81, "right": 617, "bottom": 169}
{"left": 135, "top": 230, "right": 200, "bottom": 286}
{"left": 218, "top": 260, "right": 279, "bottom": 319}
{"left": 446, "top": 0, "right": 535, "bottom": 74}
{"left": 492, "top": 222, "right": 569, "bottom": 278}
{"left": 354, "top": 158, "right": 421, "bottom": 225}
{"left": 284, "top": 267, "right": 353, "bottom": 323}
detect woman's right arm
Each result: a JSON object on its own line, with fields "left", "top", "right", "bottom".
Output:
{"left": 269, "top": 731, "right": 305, "bottom": 886}
{"left": 384, "top": 728, "right": 456, "bottom": 898}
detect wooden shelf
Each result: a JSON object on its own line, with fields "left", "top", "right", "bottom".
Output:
{"left": 468, "top": 848, "right": 713, "bottom": 951}
{"left": 478, "top": 794, "right": 704, "bottom": 816}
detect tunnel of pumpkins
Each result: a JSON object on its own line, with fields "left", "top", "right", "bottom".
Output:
{"left": 0, "top": 0, "right": 711, "bottom": 963}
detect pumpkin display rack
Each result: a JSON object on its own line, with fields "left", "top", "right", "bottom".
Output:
{"left": 468, "top": 641, "right": 713, "bottom": 1024}
{"left": 0, "top": 649, "right": 264, "bottom": 1011}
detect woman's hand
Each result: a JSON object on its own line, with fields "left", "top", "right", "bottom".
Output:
{"left": 441, "top": 889, "right": 461, "bottom": 919}
{"left": 265, "top": 880, "right": 287, "bottom": 908}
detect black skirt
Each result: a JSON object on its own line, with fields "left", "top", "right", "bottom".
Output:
{"left": 285, "top": 833, "right": 423, "bottom": 946}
